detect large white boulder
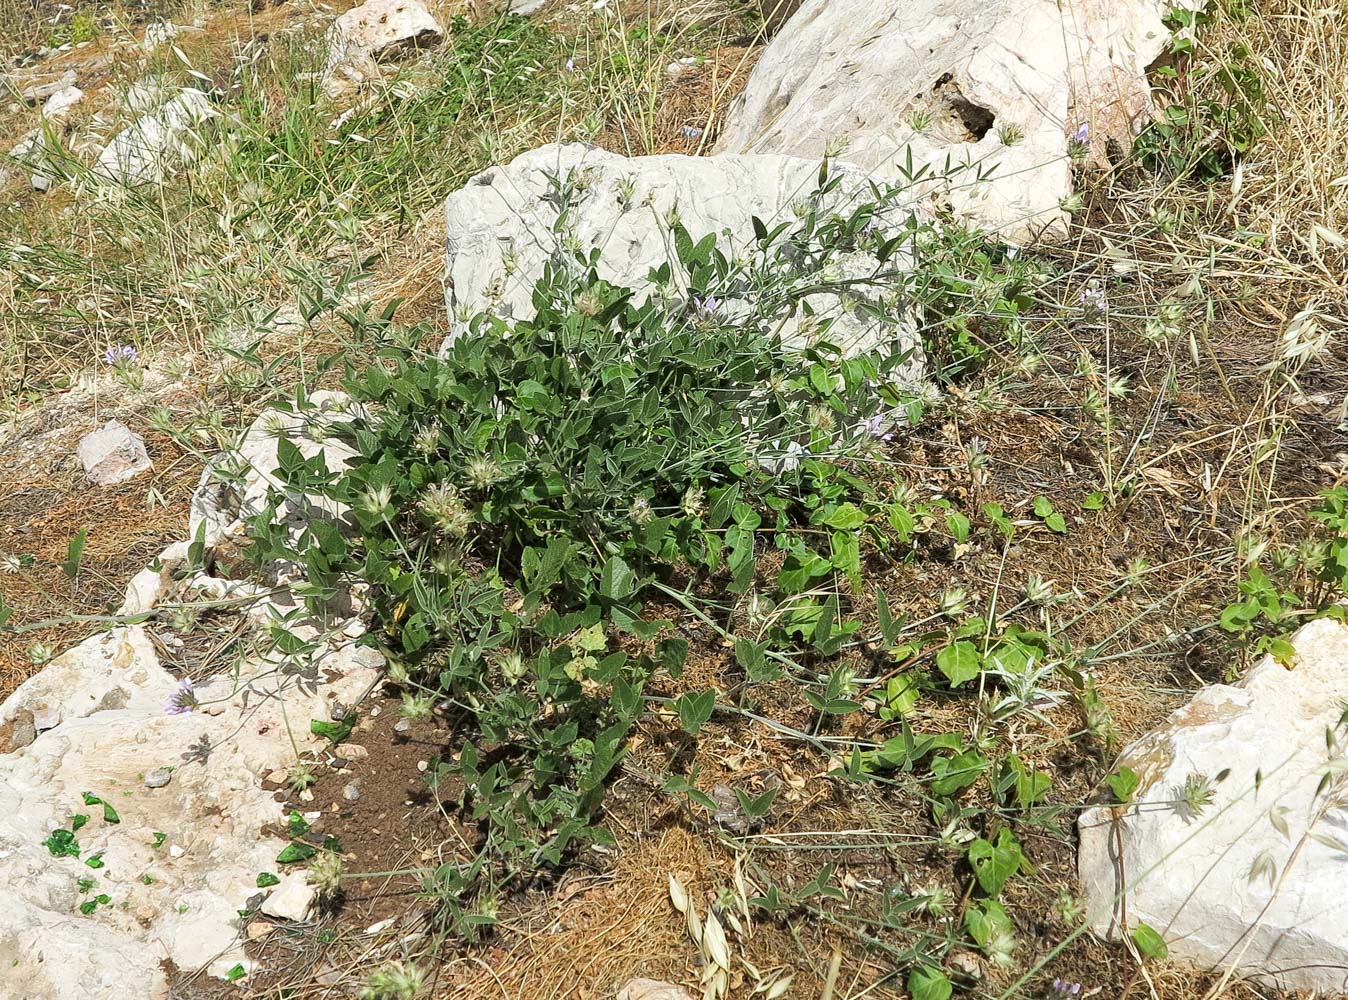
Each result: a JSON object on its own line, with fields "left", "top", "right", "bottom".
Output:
{"left": 443, "top": 142, "right": 925, "bottom": 377}
{"left": 1079, "top": 615, "right": 1348, "bottom": 994}
{"left": 0, "top": 624, "right": 380, "bottom": 999}
{"left": 0, "top": 407, "right": 384, "bottom": 999}
{"left": 716, "top": 0, "right": 1201, "bottom": 239}
{"left": 95, "top": 88, "right": 215, "bottom": 186}
{"left": 322, "top": 0, "right": 444, "bottom": 96}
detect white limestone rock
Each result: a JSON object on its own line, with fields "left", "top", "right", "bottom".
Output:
{"left": 0, "top": 618, "right": 381, "bottom": 999}
{"left": 77, "top": 419, "right": 152, "bottom": 486}
{"left": 189, "top": 390, "right": 359, "bottom": 547}
{"left": 322, "top": 0, "right": 444, "bottom": 96}
{"left": 15, "top": 70, "right": 76, "bottom": 103}
{"left": 94, "top": 88, "right": 215, "bottom": 186}
{"left": 442, "top": 142, "right": 925, "bottom": 377}
{"left": 1079, "top": 615, "right": 1348, "bottom": 994}
{"left": 258, "top": 873, "right": 316, "bottom": 921}
{"left": 715, "top": 0, "right": 1203, "bottom": 239}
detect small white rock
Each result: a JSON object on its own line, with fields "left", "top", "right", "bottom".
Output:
{"left": 76, "top": 420, "right": 152, "bottom": 486}
{"left": 168, "top": 844, "right": 186, "bottom": 859}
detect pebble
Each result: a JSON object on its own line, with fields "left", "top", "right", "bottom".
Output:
{"left": 168, "top": 845, "right": 186, "bottom": 858}
{"left": 342, "top": 782, "right": 361, "bottom": 802}
{"left": 144, "top": 768, "right": 172, "bottom": 789}
{"left": 369, "top": 706, "right": 380, "bottom": 717}
{"left": 393, "top": 719, "right": 410, "bottom": 734}
{"left": 416, "top": 760, "right": 428, "bottom": 773}
{"left": 342, "top": 744, "right": 369, "bottom": 761}
{"left": 246, "top": 920, "right": 273, "bottom": 941}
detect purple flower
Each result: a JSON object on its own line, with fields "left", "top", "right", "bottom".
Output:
{"left": 680, "top": 125, "right": 704, "bottom": 140}
{"left": 691, "top": 294, "right": 720, "bottom": 318}
{"left": 564, "top": 58, "right": 577, "bottom": 72}
{"left": 862, "top": 413, "right": 893, "bottom": 441}
{"left": 1052, "top": 980, "right": 1082, "bottom": 997}
{"left": 165, "top": 677, "right": 198, "bottom": 715}
{"left": 1078, "top": 284, "right": 1108, "bottom": 314}
{"left": 1071, "top": 122, "right": 1089, "bottom": 144}
{"left": 103, "top": 344, "right": 138, "bottom": 366}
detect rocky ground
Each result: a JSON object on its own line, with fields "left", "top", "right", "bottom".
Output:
{"left": 2, "top": 1, "right": 1348, "bottom": 999}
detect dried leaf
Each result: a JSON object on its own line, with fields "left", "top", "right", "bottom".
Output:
{"left": 668, "top": 873, "right": 690, "bottom": 915}
{"left": 702, "top": 910, "right": 730, "bottom": 971}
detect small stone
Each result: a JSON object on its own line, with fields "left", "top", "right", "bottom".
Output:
{"left": 77, "top": 420, "right": 152, "bottom": 486}
{"left": 18, "top": 70, "right": 76, "bottom": 103}
{"left": 2, "top": 710, "right": 37, "bottom": 753}
{"left": 299, "top": 789, "right": 314, "bottom": 802}
{"left": 203, "top": 703, "right": 225, "bottom": 717}
{"left": 144, "top": 768, "right": 172, "bottom": 789}
{"left": 416, "top": 760, "right": 427, "bottom": 772}
{"left": 329, "top": 703, "right": 348, "bottom": 721}
{"left": 168, "top": 844, "right": 185, "bottom": 858}
{"left": 246, "top": 920, "right": 273, "bottom": 941}
{"left": 341, "top": 744, "right": 369, "bottom": 761}
{"left": 260, "top": 875, "right": 315, "bottom": 921}
{"left": 368, "top": 705, "right": 380, "bottom": 717}
{"left": 133, "top": 903, "right": 157, "bottom": 925}
{"left": 342, "top": 782, "right": 361, "bottom": 802}
{"left": 331, "top": 757, "right": 350, "bottom": 770}
{"left": 393, "top": 718, "right": 410, "bottom": 733}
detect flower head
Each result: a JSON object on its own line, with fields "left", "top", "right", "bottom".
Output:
{"left": 861, "top": 412, "right": 894, "bottom": 441}
{"left": 103, "top": 344, "right": 138, "bottom": 366}
{"left": 421, "top": 482, "right": 471, "bottom": 537}
{"left": 166, "top": 677, "right": 198, "bottom": 715}
{"left": 690, "top": 294, "right": 721, "bottom": 320}
{"left": 1072, "top": 122, "right": 1089, "bottom": 144}
{"left": 1052, "top": 980, "right": 1083, "bottom": 997}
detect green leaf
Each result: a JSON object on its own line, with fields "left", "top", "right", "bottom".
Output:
{"left": 310, "top": 715, "right": 357, "bottom": 745}
{"left": 1082, "top": 490, "right": 1106, "bottom": 510}
{"left": 936, "top": 640, "right": 981, "bottom": 686}
{"left": 62, "top": 528, "right": 88, "bottom": 580}
{"left": 930, "top": 750, "right": 988, "bottom": 796}
{"left": 599, "top": 555, "right": 637, "bottom": 601}
{"left": 822, "top": 503, "right": 866, "bottom": 530}
{"left": 256, "top": 872, "right": 280, "bottom": 888}
{"left": 983, "top": 502, "right": 1014, "bottom": 539}
{"left": 225, "top": 964, "right": 247, "bottom": 983}
{"left": 43, "top": 829, "right": 81, "bottom": 858}
{"left": 1108, "top": 765, "right": 1141, "bottom": 804}
{"left": 1132, "top": 922, "right": 1169, "bottom": 960}
{"left": 151, "top": 831, "right": 167, "bottom": 849}
{"left": 907, "top": 966, "right": 953, "bottom": 1000}
{"left": 675, "top": 690, "right": 716, "bottom": 735}
{"left": 967, "top": 829, "right": 1024, "bottom": 897}
{"left": 276, "top": 842, "right": 318, "bottom": 865}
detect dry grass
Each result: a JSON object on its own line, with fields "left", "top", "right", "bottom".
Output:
{"left": 4, "top": 0, "right": 1348, "bottom": 998}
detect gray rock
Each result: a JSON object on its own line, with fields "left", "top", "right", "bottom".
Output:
{"left": 342, "top": 782, "right": 361, "bottom": 802}
{"left": 1079, "top": 615, "right": 1348, "bottom": 993}
{"left": 76, "top": 419, "right": 152, "bottom": 486}
{"left": 322, "top": 0, "right": 444, "bottom": 96}
{"left": 442, "top": 143, "right": 925, "bottom": 382}
{"left": 143, "top": 767, "right": 171, "bottom": 788}
{"left": 16, "top": 70, "right": 76, "bottom": 103}
{"left": 94, "top": 88, "right": 215, "bottom": 187}
{"left": 715, "top": 0, "right": 1204, "bottom": 240}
